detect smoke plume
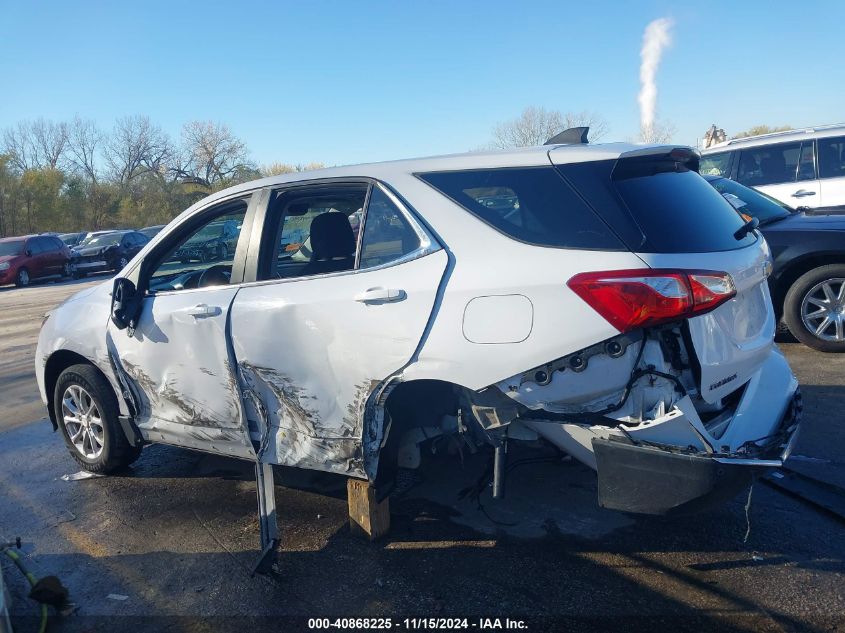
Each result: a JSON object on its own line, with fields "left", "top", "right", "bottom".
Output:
{"left": 638, "top": 18, "right": 674, "bottom": 134}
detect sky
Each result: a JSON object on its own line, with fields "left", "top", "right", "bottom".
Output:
{"left": 2, "top": 0, "right": 844, "bottom": 168}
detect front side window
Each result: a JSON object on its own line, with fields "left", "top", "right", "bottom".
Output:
{"left": 700, "top": 151, "right": 732, "bottom": 177}
{"left": 737, "top": 142, "right": 801, "bottom": 186}
{"left": 359, "top": 187, "right": 421, "bottom": 268}
{"left": 30, "top": 237, "right": 50, "bottom": 254}
{"left": 148, "top": 200, "right": 248, "bottom": 292}
{"left": 818, "top": 136, "right": 845, "bottom": 179}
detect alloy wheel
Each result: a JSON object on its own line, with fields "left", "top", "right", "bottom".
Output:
{"left": 801, "top": 277, "right": 845, "bottom": 342}
{"left": 17, "top": 269, "right": 29, "bottom": 286}
{"left": 61, "top": 384, "right": 105, "bottom": 459}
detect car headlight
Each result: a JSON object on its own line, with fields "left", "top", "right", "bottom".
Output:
{"left": 0, "top": 262, "right": 9, "bottom": 271}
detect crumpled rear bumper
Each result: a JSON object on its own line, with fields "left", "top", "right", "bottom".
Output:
{"left": 593, "top": 389, "right": 802, "bottom": 515}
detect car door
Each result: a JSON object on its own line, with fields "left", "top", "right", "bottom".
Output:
{"left": 737, "top": 141, "right": 821, "bottom": 208}
{"left": 817, "top": 135, "right": 845, "bottom": 211}
{"left": 106, "top": 194, "right": 258, "bottom": 458}
{"left": 229, "top": 181, "right": 447, "bottom": 478}
{"left": 29, "top": 238, "right": 50, "bottom": 278}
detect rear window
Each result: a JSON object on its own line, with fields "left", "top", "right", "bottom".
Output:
{"left": 557, "top": 157, "right": 757, "bottom": 253}
{"left": 417, "top": 167, "right": 624, "bottom": 250}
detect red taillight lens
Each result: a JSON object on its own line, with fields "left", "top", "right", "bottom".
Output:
{"left": 567, "top": 269, "right": 736, "bottom": 333}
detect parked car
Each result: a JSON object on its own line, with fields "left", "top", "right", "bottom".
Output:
{"left": 701, "top": 124, "right": 845, "bottom": 213}
{"left": 704, "top": 174, "right": 845, "bottom": 352}
{"left": 139, "top": 224, "right": 165, "bottom": 239}
{"left": 171, "top": 219, "right": 239, "bottom": 263}
{"left": 59, "top": 232, "right": 87, "bottom": 247}
{"left": 70, "top": 230, "right": 149, "bottom": 277}
{"left": 36, "top": 137, "right": 800, "bottom": 563}
{"left": 0, "top": 234, "right": 72, "bottom": 287}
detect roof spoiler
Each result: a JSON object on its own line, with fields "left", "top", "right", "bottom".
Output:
{"left": 545, "top": 127, "right": 589, "bottom": 145}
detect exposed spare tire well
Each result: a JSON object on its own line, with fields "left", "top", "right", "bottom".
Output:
{"left": 44, "top": 350, "right": 108, "bottom": 430}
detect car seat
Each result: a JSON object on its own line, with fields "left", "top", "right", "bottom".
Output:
{"left": 301, "top": 212, "right": 356, "bottom": 276}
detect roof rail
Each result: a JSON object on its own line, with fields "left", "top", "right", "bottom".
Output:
{"left": 545, "top": 127, "right": 589, "bottom": 145}
{"left": 719, "top": 123, "right": 845, "bottom": 146}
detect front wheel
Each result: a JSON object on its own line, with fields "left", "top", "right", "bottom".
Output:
{"left": 783, "top": 264, "right": 845, "bottom": 352}
{"left": 15, "top": 267, "right": 30, "bottom": 287}
{"left": 54, "top": 364, "right": 142, "bottom": 473}
{"left": 62, "top": 261, "right": 72, "bottom": 278}
{"left": 115, "top": 256, "right": 129, "bottom": 271}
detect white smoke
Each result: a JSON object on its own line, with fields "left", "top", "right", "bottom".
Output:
{"left": 638, "top": 17, "right": 674, "bottom": 134}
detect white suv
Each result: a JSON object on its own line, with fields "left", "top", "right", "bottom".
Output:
{"left": 701, "top": 124, "right": 845, "bottom": 213}
{"left": 36, "top": 138, "right": 800, "bottom": 562}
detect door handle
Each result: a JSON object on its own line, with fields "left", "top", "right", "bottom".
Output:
{"left": 354, "top": 287, "right": 405, "bottom": 303}
{"left": 182, "top": 304, "right": 221, "bottom": 318}
{"left": 792, "top": 189, "right": 816, "bottom": 198}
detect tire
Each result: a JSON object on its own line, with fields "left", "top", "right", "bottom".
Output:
{"left": 54, "top": 364, "right": 142, "bottom": 473}
{"left": 115, "top": 256, "right": 129, "bottom": 271}
{"left": 61, "top": 261, "right": 72, "bottom": 278}
{"left": 783, "top": 264, "right": 845, "bottom": 352}
{"left": 14, "top": 267, "right": 30, "bottom": 287}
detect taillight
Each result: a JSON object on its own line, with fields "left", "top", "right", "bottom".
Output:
{"left": 567, "top": 269, "right": 736, "bottom": 333}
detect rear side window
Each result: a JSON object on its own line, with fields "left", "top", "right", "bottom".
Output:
{"left": 700, "top": 151, "right": 732, "bottom": 177}
{"left": 737, "top": 142, "right": 801, "bottom": 186}
{"left": 557, "top": 156, "right": 756, "bottom": 253}
{"left": 417, "top": 167, "right": 624, "bottom": 250}
{"left": 818, "top": 136, "right": 845, "bottom": 179}
{"left": 359, "top": 187, "right": 421, "bottom": 268}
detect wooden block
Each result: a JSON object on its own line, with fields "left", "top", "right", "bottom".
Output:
{"left": 347, "top": 478, "right": 390, "bottom": 540}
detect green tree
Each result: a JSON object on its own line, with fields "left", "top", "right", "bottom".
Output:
{"left": 733, "top": 125, "right": 792, "bottom": 139}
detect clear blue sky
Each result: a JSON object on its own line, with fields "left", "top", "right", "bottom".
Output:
{"left": 2, "top": 0, "right": 843, "bottom": 167}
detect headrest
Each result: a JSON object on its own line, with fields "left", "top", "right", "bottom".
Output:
{"left": 309, "top": 212, "right": 356, "bottom": 260}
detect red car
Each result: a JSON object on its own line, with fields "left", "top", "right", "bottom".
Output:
{"left": 0, "top": 234, "right": 72, "bottom": 287}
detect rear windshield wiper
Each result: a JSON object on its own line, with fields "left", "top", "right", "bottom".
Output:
{"left": 733, "top": 216, "right": 759, "bottom": 241}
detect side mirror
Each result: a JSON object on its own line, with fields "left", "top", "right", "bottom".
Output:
{"left": 25, "top": 249, "right": 32, "bottom": 257}
{"left": 111, "top": 278, "right": 141, "bottom": 331}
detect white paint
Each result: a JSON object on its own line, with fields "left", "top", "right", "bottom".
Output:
{"left": 36, "top": 139, "right": 799, "bottom": 494}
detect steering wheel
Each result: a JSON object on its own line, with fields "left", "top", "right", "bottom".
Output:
{"left": 197, "top": 264, "right": 231, "bottom": 288}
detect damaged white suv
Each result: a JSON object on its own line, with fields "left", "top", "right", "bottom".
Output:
{"left": 36, "top": 131, "right": 801, "bottom": 546}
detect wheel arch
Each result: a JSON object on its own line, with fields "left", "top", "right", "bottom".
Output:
{"left": 44, "top": 350, "right": 116, "bottom": 430}
{"left": 771, "top": 252, "right": 845, "bottom": 318}
{"left": 368, "top": 377, "right": 465, "bottom": 485}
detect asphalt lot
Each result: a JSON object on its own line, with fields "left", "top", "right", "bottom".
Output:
{"left": 0, "top": 278, "right": 843, "bottom": 631}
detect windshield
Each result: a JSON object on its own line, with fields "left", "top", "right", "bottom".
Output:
{"left": 0, "top": 241, "right": 24, "bottom": 257}
{"left": 708, "top": 177, "right": 792, "bottom": 223}
{"left": 81, "top": 233, "right": 123, "bottom": 247}
{"left": 60, "top": 233, "right": 79, "bottom": 245}
{"left": 187, "top": 224, "right": 223, "bottom": 243}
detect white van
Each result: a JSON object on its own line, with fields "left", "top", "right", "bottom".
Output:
{"left": 701, "top": 124, "right": 845, "bottom": 213}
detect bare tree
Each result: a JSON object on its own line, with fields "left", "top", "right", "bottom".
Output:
{"left": 105, "top": 115, "right": 172, "bottom": 184}
{"left": 3, "top": 121, "right": 37, "bottom": 171}
{"left": 175, "top": 121, "right": 253, "bottom": 187}
{"left": 639, "top": 120, "right": 676, "bottom": 144}
{"left": 491, "top": 107, "right": 609, "bottom": 148}
{"left": 67, "top": 117, "right": 103, "bottom": 183}
{"left": 30, "top": 119, "right": 68, "bottom": 169}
